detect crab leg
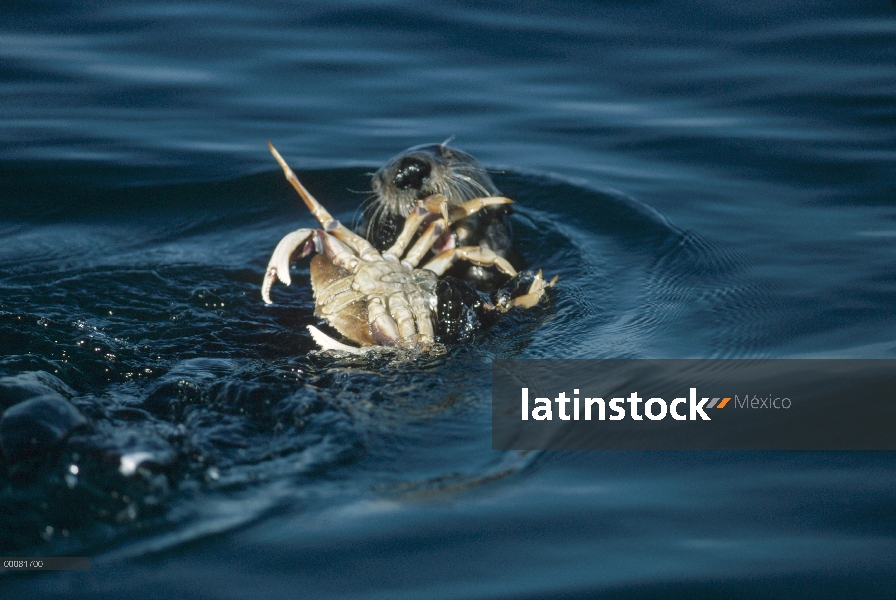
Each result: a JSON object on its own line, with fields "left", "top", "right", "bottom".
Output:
{"left": 387, "top": 292, "right": 418, "bottom": 341}
{"left": 268, "top": 141, "right": 380, "bottom": 261}
{"left": 421, "top": 246, "right": 518, "bottom": 278}
{"left": 382, "top": 195, "right": 514, "bottom": 261}
{"left": 316, "top": 230, "right": 362, "bottom": 272}
{"left": 401, "top": 219, "right": 447, "bottom": 268}
{"left": 268, "top": 142, "right": 333, "bottom": 224}
{"left": 407, "top": 289, "right": 435, "bottom": 342}
{"left": 446, "top": 196, "right": 514, "bottom": 225}
{"left": 262, "top": 228, "right": 316, "bottom": 304}
{"left": 382, "top": 195, "right": 446, "bottom": 260}
{"left": 366, "top": 296, "right": 401, "bottom": 345}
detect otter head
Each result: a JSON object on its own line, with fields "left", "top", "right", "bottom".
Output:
{"left": 361, "top": 143, "right": 499, "bottom": 250}
{"left": 359, "top": 143, "right": 517, "bottom": 287}
{"left": 371, "top": 143, "right": 499, "bottom": 217}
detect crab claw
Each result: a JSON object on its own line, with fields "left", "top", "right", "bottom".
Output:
{"left": 261, "top": 228, "right": 317, "bottom": 304}
{"left": 307, "top": 326, "right": 373, "bottom": 355}
{"left": 447, "top": 196, "right": 514, "bottom": 225}
{"left": 492, "top": 269, "right": 557, "bottom": 311}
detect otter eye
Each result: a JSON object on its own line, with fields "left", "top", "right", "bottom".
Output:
{"left": 393, "top": 157, "right": 431, "bottom": 191}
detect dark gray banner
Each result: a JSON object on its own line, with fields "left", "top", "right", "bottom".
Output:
{"left": 1, "top": 557, "right": 89, "bottom": 571}
{"left": 492, "top": 360, "right": 896, "bottom": 450}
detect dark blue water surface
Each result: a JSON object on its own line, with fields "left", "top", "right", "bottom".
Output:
{"left": 2, "top": 1, "right": 896, "bottom": 597}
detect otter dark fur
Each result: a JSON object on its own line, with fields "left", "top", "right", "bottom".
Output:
{"left": 356, "top": 143, "right": 522, "bottom": 288}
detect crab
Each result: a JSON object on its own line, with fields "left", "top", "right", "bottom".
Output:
{"left": 261, "top": 142, "right": 554, "bottom": 354}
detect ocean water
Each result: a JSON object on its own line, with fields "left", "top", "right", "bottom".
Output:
{"left": 1, "top": 1, "right": 895, "bottom": 597}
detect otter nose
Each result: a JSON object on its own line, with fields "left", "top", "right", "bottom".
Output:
{"left": 393, "top": 157, "right": 431, "bottom": 190}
